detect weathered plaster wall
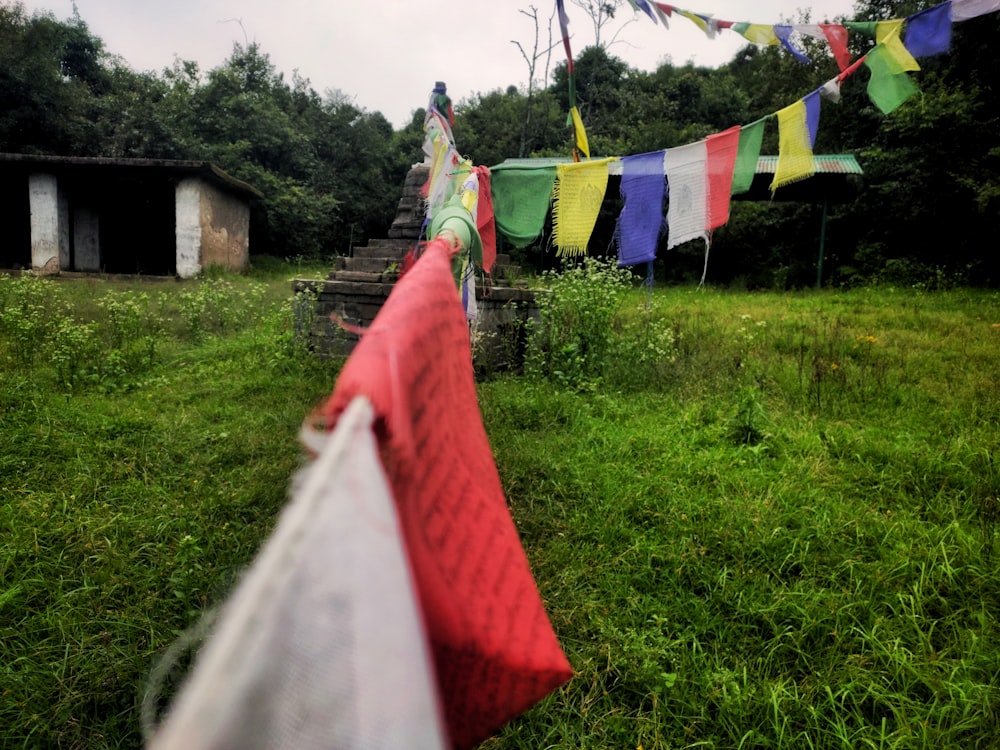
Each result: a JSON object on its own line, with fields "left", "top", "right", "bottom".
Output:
{"left": 175, "top": 178, "right": 202, "bottom": 279}
{"left": 28, "top": 173, "right": 67, "bottom": 273}
{"left": 198, "top": 178, "right": 249, "bottom": 273}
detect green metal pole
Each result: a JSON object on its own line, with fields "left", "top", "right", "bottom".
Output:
{"left": 817, "top": 196, "right": 828, "bottom": 289}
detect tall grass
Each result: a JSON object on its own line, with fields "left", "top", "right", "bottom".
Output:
{"left": 1, "top": 262, "right": 340, "bottom": 749}
{"left": 2, "top": 261, "right": 999, "bottom": 748}
{"left": 480, "top": 272, "right": 1000, "bottom": 749}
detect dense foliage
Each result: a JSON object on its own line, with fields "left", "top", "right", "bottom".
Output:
{"left": 0, "top": 0, "right": 997, "bottom": 283}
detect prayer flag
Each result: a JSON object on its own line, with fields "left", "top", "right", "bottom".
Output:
{"left": 865, "top": 43, "right": 919, "bottom": 114}
{"left": 473, "top": 166, "right": 497, "bottom": 272}
{"left": 664, "top": 141, "right": 708, "bottom": 249}
{"left": 677, "top": 10, "right": 716, "bottom": 37}
{"left": 150, "top": 397, "right": 450, "bottom": 750}
{"left": 570, "top": 105, "right": 591, "bottom": 159}
{"left": 634, "top": 0, "right": 658, "bottom": 22}
{"left": 951, "top": 0, "right": 1000, "bottom": 20}
{"left": 905, "top": 2, "right": 953, "bottom": 57}
{"left": 617, "top": 151, "right": 667, "bottom": 267}
{"left": 322, "top": 237, "right": 574, "bottom": 749}
{"left": 877, "top": 20, "right": 921, "bottom": 73}
{"left": 845, "top": 21, "right": 878, "bottom": 38}
{"left": 489, "top": 164, "right": 556, "bottom": 248}
{"left": 820, "top": 24, "right": 851, "bottom": 70}
{"left": 553, "top": 158, "right": 615, "bottom": 256}
{"left": 774, "top": 25, "right": 811, "bottom": 63}
{"left": 804, "top": 89, "right": 821, "bottom": 148}
{"left": 731, "top": 118, "right": 766, "bottom": 195}
{"left": 772, "top": 99, "right": 814, "bottom": 192}
{"left": 735, "top": 23, "right": 780, "bottom": 45}
{"left": 820, "top": 76, "right": 842, "bottom": 103}
{"left": 706, "top": 126, "right": 740, "bottom": 230}
{"left": 650, "top": 2, "right": 671, "bottom": 26}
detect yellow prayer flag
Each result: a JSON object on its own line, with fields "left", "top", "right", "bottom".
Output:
{"left": 569, "top": 106, "right": 590, "bottom": 160}
{"left": 740, "top": 23, "right": 780, "bottom": 45}
{"left": 552, "top": 157, "right": 616, "bottom": 256}
{"left": 876, "top": 20, "right": 920, "bottom": 73}
{"left": 771, "top": 100, "right": 814, "bottom": 192}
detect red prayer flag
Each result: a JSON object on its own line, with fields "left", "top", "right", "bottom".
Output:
{"left": 706, "top": 126, "right": 741, "bottom": 230}
{"left": 820, "top": 23, "right": 851, "bottom": 71}
{"left": 473, "top": 165, "right": 497, "bottom": 272}
{"left": 321, "top": 238, "right": 573, "bottom": 749}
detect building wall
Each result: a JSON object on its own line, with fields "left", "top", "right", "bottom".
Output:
{"left": 28, "top": 173, "right": 66, "bottom": 273}
{"left": 175, "top": 178, "right": 202, "bottom": 278}
{"left": 198, "top": 179, "right": 250, "bottom": 273}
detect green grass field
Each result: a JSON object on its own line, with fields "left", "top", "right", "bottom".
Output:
{"left": 2, "top": 263, "right": 999, "bottom": 748}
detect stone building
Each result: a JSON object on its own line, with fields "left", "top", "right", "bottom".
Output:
{"left": 0, "top": 153, "right": 261, "bottom": 277}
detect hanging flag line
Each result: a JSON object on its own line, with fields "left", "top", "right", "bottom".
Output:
{"left": 558, "top": 0, "right": 995, "bottom": 165}
{"left": 524, "top": 0, "right": 997, "bottom": 277}
{"left": 421, "top": 3, "right": 997, "bottom": 286}
{"left": 615, "top": 0, "right": 996, "bottom": 69}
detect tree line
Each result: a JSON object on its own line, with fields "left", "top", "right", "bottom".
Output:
{"left": 1, "top": 0, "right": 997, "bottom": 287}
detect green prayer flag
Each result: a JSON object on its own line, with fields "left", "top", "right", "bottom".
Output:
{"left": 865, "top": 44, "right": 919, "bottom": 114}
{"left": 845, "top": 21, "right": 878, "bottom": 38}
{"left": 489, "top": 164, "right": 557, "bottom": 249}
{"left": 731, "top": 119, "right": 766, "bottom": 195}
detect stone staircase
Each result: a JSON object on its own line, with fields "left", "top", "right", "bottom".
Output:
{"left": 294, "top": 162, "right": 536, "bottom": 359}
{"left": 329, "top": 161, "right": 521, "bottom": 284}
{"left": 330, "top": 238, "right": 411, "bottom": 283}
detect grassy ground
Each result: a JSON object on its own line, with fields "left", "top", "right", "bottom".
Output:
{"left": 2, "top": 263, "right": 999, "bottom": 748}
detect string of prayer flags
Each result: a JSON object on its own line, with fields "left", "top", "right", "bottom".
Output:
{"left": 321, "top": 236, "right": 574, "bottom": 749}
{"left": 553, "top": 157, "right": 616, "bottom": 256}
{"left": 905, "top": 2, "right": 953, "bottom": 58}
{"left": 489, "top": 163, "right": 557, "bottom": 249}
{"left": 731, "top": 118, "right": 766, "bottom": 196}
{"left": 616, "top": 151, "right": 667, "bottom": 267}
{"left": 772, "top": 92, "right": 820, "bottom": 192}
{"left": 706, "top": 126, "right": 740, "bottom": 230}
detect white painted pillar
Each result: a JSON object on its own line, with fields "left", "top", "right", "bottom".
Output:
{"left": 73, "top": 207, "right": 101, "bottom": 272}
{"left": 28, "top": 173, "right": 69, "bottom": 273}
{"left": 175, "top": 178, "right": 202, "bottom": 279}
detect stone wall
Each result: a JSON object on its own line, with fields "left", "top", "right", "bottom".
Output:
{"left": 292, "top": 276, "right": 540, "bottom": 371}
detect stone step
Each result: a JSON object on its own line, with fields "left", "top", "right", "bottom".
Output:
{"left": 366, "top": 237, "right": 413, "bottom": 250}
{"left": 352, "top": 242, "right": 412, "bottom": 259}
{"left": 344, "top": 256, "right": 396, "bottom": 273}
{"left": 333, "top": 270, "right": 385, "bottom": 282}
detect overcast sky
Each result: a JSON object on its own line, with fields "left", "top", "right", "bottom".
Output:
{"left": 17, "top": 0, "right": 859, "bottom": 128}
